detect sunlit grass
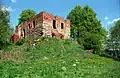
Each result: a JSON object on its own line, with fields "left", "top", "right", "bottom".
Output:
{"left": 0, "top": 37, "right": 120, "bottom": 78}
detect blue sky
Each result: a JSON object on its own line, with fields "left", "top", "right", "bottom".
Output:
{"left": 3, "top": 0, "right": 120, "bottom": 29}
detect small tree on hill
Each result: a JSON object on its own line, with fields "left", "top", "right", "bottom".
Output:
{"left": 18, "top": 9, "right": 36, "bottom": 25}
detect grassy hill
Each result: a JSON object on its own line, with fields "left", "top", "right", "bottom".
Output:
{"left": 0, "top": 37, "right": 120, "bottom": 78}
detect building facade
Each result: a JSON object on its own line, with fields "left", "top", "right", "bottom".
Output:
{"left": 11, "top": 12, "right": 70, "bottom": 43}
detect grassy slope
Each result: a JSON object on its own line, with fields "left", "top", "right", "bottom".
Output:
{"left": 0, "top": 37, "right": 120, "bottom": 78}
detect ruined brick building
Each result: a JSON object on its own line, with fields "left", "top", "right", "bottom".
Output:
{"left": 11, "top": 11, "right": 70, "bottom": 43}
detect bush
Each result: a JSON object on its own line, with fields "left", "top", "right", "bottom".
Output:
{"left": 15, "top": 38, "right": 25, "bottom": 46}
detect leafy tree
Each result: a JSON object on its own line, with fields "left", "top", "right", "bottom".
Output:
{"left": 105, "top": 20, "right": 120, "bottom": 59}
{"left": 18, "top": 9, "right": 36, "bottom": 25}
{"left": 0, "top": 4, "right": 10, "bottom": 49}
{"left": 67, "top": 5, "right": 106, "bottom": 52}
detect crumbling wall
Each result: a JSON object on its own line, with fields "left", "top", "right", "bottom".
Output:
{"left": 42, "top": 12, "right": 70, "bottom": 39}
{"left": 12, "top": 11, "right": 70, "bottom": 43}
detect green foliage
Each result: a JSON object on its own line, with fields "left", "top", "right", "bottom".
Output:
{"left": 67, "top": 5, "right": 106, "bottom": 52}
{"left": 15, "top": 38, "right": 25, "bottom": 46}
{"left": 0, "top": 4, "right": 10, "bottom": 49}
{"left": 0, "top": 37, "right": 120, "bottom": 78}
{"left": 105, "top": 20, "right": 120, "bottom": 60}
{"left": 18, "top": 9, "right": 36, "bottom": 25}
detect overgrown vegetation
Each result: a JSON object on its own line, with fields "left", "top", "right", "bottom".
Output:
{"left": 0, "top": 1, "right": 120, "bottom": 77}
{"left": 15, "top": 38, "right": 25, "bottom": 46}
{"left": 18, "top": 9, "right": 36, "bottom": 25}
{"left": 0, "top": 37, "right": 120, "bottom": 78}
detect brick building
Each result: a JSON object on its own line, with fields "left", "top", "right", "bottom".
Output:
{"left": 11, "top": 11, "right": 70, "bottom": 43}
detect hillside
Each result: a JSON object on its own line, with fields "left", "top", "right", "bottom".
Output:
{"left": 0, "top": 37, "right": 120, "bottom": 78}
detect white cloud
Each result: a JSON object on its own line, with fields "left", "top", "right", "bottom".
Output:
{"left": 11, "top": 0, "right": 16, "bottom": 3}
{"left": 107, "top": 18, "right": 120, "bottom": 25}
{"left": 104, "top": 16, "right": 108, "bottom": 20}
{"left": 1, "top": 6, "right": 15, "bottom": 12}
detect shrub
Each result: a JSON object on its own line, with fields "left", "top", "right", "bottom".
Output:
{"left": 15, "top": 38, "right": 25, "bottom": 46}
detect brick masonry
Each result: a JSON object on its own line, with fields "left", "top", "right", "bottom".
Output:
{"left": 11, "top": 11, "right": 70, "bottom": 43}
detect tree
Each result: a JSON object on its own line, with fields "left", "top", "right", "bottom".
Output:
{"left": 67, "top": 5, "right": 106, "bottom": 52}
{"left": 0, "top": 4, "right": 10, "bottom": 49}
{"left": 18, "top": 9, "right": 36, "bottom": 25}
{"left": 105, "top": 20, "right": 120, "bottom": 59}
{"left": 67, "top": 5, "right": 83, "bottom": 39}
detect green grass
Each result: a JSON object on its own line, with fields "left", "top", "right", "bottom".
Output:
{"left": 0, "top": 37, "right": 120, "bottom": 78}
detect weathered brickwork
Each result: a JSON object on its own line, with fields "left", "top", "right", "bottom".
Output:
{"left": 11, "top": 12, "right": 70, "bottom": 43}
